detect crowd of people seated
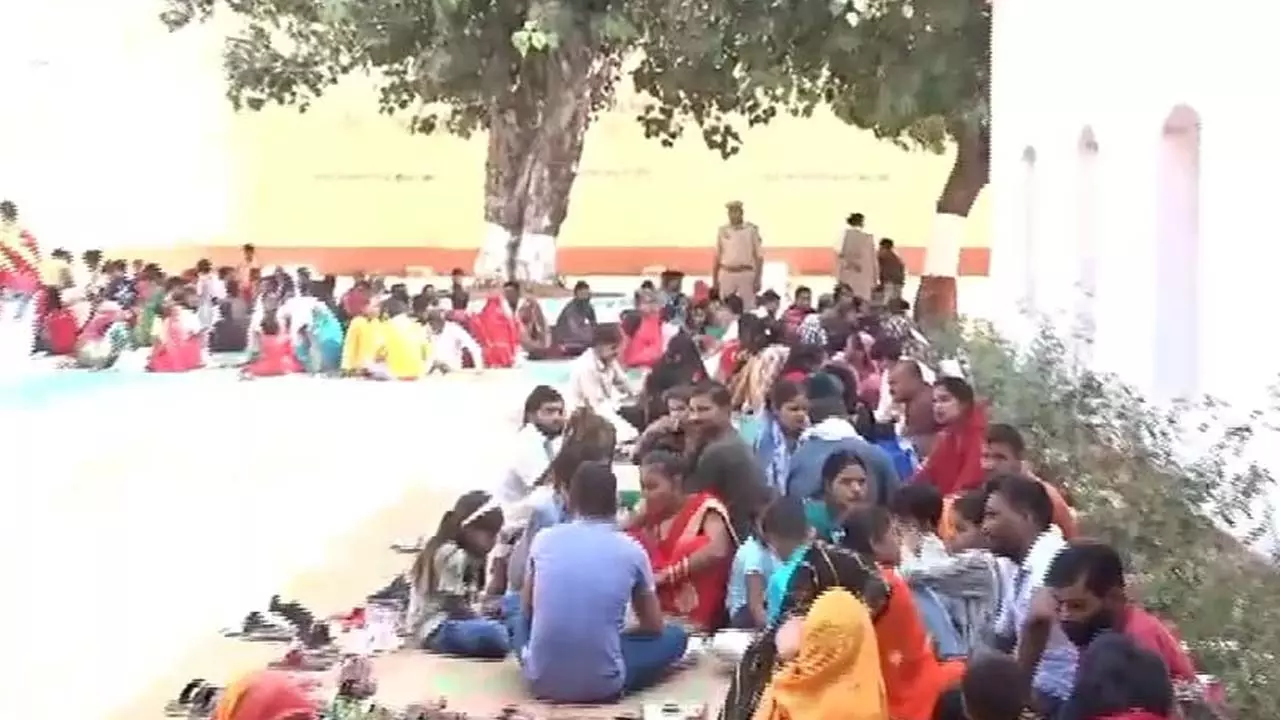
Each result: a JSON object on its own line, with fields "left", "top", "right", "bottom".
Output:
{"left": 24, "top": 245, "right": 804, "bottom": 383}
{"left": 392, "top": 276, "right": 1223, "bottom": 720}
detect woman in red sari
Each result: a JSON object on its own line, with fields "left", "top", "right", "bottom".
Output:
{"left": 471, "top": 295, "right": 520, "bottom": 368}
{"left": 629, "top": 449, "right": 736, "bottom": 631}
{"left": 914, "top": 375, "right": 988, "bottom": 495}
{"left": 242, "top": 314, "right": 302, "bottom": 377}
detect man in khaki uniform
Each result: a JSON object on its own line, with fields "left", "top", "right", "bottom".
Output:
{"left": 837, "top": 212, "right": 877, "bottom": 301}
{"left": 714, "top": 201, "right": 763, "bottom": 309}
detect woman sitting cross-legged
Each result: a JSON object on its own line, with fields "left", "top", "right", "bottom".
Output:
{"left": 628, "top": 449, "right": 737, "bottom": 632}
{"left": 517, "top": 461, "right": 689, "bottom": 703}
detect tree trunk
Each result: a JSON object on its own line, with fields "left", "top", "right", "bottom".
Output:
{"left": 474, "top": 42, "right": 615, "bottom": 286}
{"left": 916, "top": 125, "right": 990, "bottom": 331}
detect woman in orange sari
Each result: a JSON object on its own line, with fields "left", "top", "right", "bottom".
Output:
{"left": 842, "top": 506, "right": 965, "bottom": 720}
{"left": 630, "top": 449, "right": 737, "bottom": 631}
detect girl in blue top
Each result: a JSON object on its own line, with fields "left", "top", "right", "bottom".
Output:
{"left": 804, "top": 449, "right": 870, "bottom": 544}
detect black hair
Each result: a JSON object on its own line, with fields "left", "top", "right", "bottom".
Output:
{"left": 890, "top": 483, "right": 945, "bottom": 531}
{"left": 451, "top": 267, "right": 464, "bottom": 277}
{"left": 985, "top": 423, "right": 1026, "bottom": 457}
{"left": 573, "top": 280, "right": 590, "bottom": 292}
{"left": 0, "top": 199, "right": 17, "bottom": 221}
{"left": 952, "top": 488, "right": 989, "bottom": 526}
{"left": 794, "top": 285, "right": 812, "bottom": 299}
{"left": 879, "top": 238, "right": 894, "bottom": 249}
{"left": 869, "top": 336, "right": 902, "bottom": 363}
{"left": 759, "top": 289, "right": 780, "bottom": 303}
{"left": 569, "top": 460, "right": 618, "bottom": 519}
{"left": 1068, "top": 633, "right": 1174, "bottom": 719}
{"left": 767, "top": 378, "right": 804, "bottom": 411}
{"left": 847, "top": 212, "right": 865, "bottom": 226}
{"left": 840, "top": 505, "right": 894, "bottom": 556}
{"left": 1045, "top": 541, "right": 1125, "bottom": 597}
{"left": 690, "top": 379, "right": 732, "bottom": 409}
{"left": 736, "top": 313, "right": 767, "bottom": 354}
{"left": 937, "top": 375, "right": 976, "bottom": 407}
{"left": 260, "top": 313, "right": 281, "bottom": 336}
{"left": 723, "top": 294, "right": 744, "bottom": 316}
{"left": 412, "top": 490, "right": 502, "bottom": 594}
{"left": 242, "top": 243, "right": 256, "bottom": 254}
{"left": 522, "top": 385, "right": 563, "bottom": 424}
{"left": 780, "top": 342, "right": 825, "bottom": 377}
{"left": 503, "top": 280, "right": 520, "bottom": 291}
{"left": 931, "top": 687, "right": 966, "bottom": 720}
{"left": 196, "top": 259, "right": 213, "bottom": 274}
{"left": 592, "top": 324, "right": 621, "bottom": 347}
{"left": 960, "top": 653, "right": 1032, "bottom": 720}
{"left": 647, "top": 330, "right": 704, "bottom": 398}
{"left": 987, "top": 473, "right": 1053, "bottom": 531}
{"left": 541, "top": 408, "right": 616, "bottom": 490}
{"left": 383, "top": 297, "right": 408, "bottom": 317}
{"left": 639, "top": 449, "right": 687, "bottom": 485}
{"left": 819, "top": 450, "right": 866, "bottom": 500}
{"left": 760, "top": 496, "right": 808, "bottom": 541}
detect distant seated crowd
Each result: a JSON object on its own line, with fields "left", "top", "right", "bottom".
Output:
{"left": 389, "top": 283, "right": 1225, "bottom": 720}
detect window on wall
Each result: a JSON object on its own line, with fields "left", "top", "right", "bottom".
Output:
{"left": 1021, "top": 146, "right": 1038, "bottom": 310}
{"left": 1154, "top": 105, "right": 1202, "bottom": 401}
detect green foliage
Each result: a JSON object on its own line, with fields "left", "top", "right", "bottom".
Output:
{"left": 162, "top": 0, "right": 987, "bottom": 160}
{"left": 632, "top": 0, "right": 990, "bottom": 157}
{"left": 945, "top": 319, "right": 1280, "bottom": 719}
{"left": 160, "top": 0, "right": 647, "bottom": 136}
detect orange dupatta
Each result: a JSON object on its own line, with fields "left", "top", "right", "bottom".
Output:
{"left": 875, "top": 569, "right": 965, "bottom": 720}
{"left": 629, "top": 492, "right": 736, "bottom": 630}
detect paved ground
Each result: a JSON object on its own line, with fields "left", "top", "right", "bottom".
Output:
{"left": 2, "top": 366, "right": 724, "bottom": 719}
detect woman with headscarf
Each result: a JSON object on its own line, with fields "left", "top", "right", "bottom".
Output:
{"left": 719, "top": 497, "right": 889, "bottom": 720}
{"left": 642, "top": 329, "right": 706, "bottom": 422}
{"left": 210, "top": 670, "right": 316, "bottom": 720}
{"left": 752, "top": 588, "right": 889, "bottom": 720}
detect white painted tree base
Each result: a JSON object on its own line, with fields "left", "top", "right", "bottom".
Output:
{"left": 472, "top": 223, "right": 559, "bottom": 284}
{"left": 473, "top": 222, "right": 512, "bottom": 281}
{"left": 923, "top": 212, "right": 967, "bottom": 277}
{"left": 516, "top": 232, "right": 558, "bottom": 284}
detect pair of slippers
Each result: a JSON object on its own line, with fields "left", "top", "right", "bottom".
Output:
{"left": 165, "top": 679, "right": 221, "bottom": 717}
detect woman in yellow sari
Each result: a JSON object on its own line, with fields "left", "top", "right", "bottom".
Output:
{"left": 754, "top": 588, "right": 889, "bottom": 720}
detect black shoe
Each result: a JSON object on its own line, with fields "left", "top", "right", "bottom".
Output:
{"left": 367, "top": 576, "right": 410, "bottom": 603}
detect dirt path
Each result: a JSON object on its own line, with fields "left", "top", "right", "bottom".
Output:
{"left": 112, "top": 486, "right": 726, "bottom": 719}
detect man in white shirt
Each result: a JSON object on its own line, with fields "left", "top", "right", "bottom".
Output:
{"left": 565, "top": 325, "right": 640, "bottom": 441}
{"left": 423, "top": 309, "right": 485, "bottom": 372}
{"left": 981, "top": 473, "right": 1077, "bottom": 716}
{"left": 498, "top": 385, "right": 568, "bottom": 505}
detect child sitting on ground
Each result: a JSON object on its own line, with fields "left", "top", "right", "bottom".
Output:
{"left": 408, "top": 491, "right": 509, "bottom": 659}
{"left": 724, "top": 512, "right": 780, "bottom": 630}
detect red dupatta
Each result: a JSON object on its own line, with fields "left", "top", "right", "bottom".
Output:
{"left": 628, "top": 492, "right": 735, "bottom": 631}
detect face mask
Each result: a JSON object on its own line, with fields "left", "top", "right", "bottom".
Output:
{"left": 1060, "top": 607, "right": 1116, "bottom": 648}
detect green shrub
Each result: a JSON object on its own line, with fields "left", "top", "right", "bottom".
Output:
{"left": 940, "top": 320, "right": 1280, "bottom": 719}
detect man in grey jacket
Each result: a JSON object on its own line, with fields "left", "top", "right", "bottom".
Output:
{"left": 785, "top": 372, "right": 902, "bottom": 503}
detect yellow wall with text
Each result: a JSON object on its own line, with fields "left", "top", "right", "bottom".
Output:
{"left": 225, "top": 80, "right": 991, "bottom": 251}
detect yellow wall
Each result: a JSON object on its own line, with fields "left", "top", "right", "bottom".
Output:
{"left": 227, "top": 80, "right": 991, "bottom": 250}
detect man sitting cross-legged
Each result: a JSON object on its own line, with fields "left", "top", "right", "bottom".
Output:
{"left": 513, "top": 460, "right": 688, "bottom": 703}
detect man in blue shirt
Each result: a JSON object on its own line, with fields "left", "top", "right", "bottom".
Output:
{"left": 518, "top": 461, "right": 688, "bottom": 703}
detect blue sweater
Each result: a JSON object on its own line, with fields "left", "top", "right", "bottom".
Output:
{"left": 785, "top": 418, "right": 903, "bottom": 505}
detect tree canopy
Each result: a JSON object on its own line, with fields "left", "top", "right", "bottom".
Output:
{"left": 161, "top": 0, "right": 989, "bottom": 159}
